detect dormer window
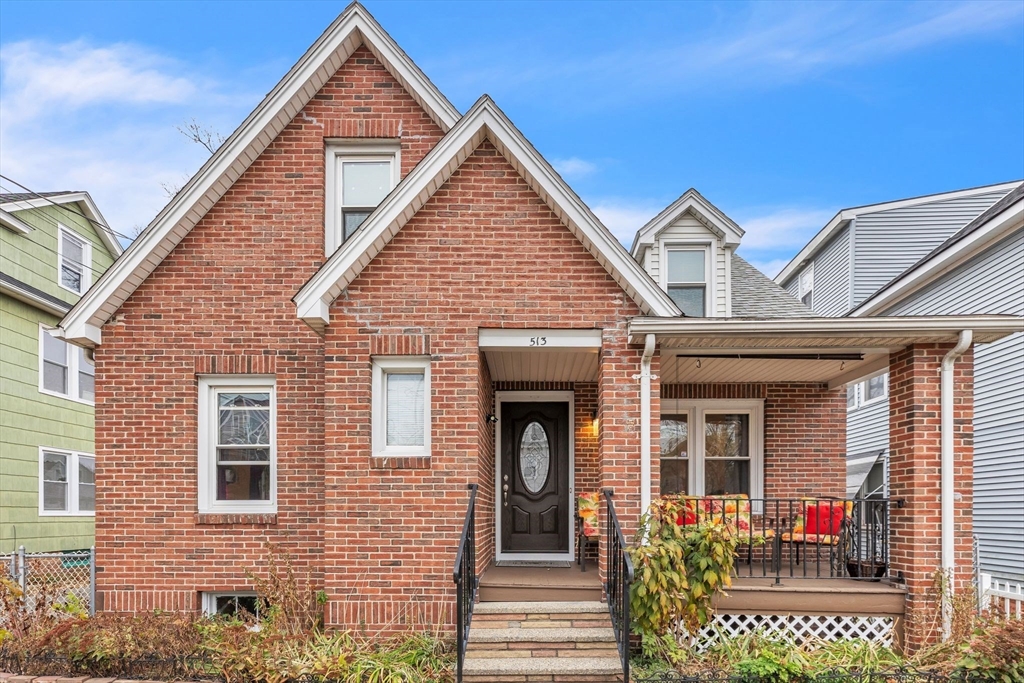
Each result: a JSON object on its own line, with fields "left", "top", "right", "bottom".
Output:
{"left": 325, "top": 142, "right": 401, "bottom": 253}
{"left": 665, "top": 247, "right": 708, "bottom": 317}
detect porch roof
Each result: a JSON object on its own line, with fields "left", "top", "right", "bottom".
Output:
{"left": 628, "top": 315, "right": 1024, "bottom": 386}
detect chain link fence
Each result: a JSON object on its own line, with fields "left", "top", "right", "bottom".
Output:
{"left": 2, "top": 546, "right": 95, "bottom": 616}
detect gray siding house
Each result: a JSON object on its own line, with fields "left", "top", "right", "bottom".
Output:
{"left": 777, "top": 181, "right": 1024, "bottom": 599}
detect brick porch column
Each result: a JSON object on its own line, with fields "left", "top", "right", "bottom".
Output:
{"left": 888, "top": 342, "right": 974, "bottom": 652}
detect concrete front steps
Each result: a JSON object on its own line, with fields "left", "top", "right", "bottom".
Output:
{"left": 462, "top": 601, "right": 624, "bottom": 683}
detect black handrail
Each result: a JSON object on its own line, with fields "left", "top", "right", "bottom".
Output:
{"left": 603, "top": 489, "right": 633, "bottom": 683}
{"left": 452, "top": 483, "right": 478, "bottom": 683}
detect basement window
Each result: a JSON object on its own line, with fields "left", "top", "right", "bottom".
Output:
{"left": 325, "top": 142, "right": 401, "bottom": 253}
{"left": 201, "top": 592, "right": 261, "bottom": 619}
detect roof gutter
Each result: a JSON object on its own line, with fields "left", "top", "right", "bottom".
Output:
{"left": 638, "top": 334, "right": 656, "bottom": 514}
{"left": 941, "top": 329, "right": 972, "bottom": 640}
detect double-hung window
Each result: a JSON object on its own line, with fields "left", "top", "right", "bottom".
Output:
{"left": 39, "top": 448, "right": 95, "bottom": 515}
{"left": 798, "top": 264, "right": 814, "bottom": 309}
{"left": 659, "top": 400, "right": 763, "bottom": 498}
{"left": 847, "top": 374, "right": 887, "bottom": 409}
{"left": 198, "top": 376, "right": 276, "bottom": 514}
{"left": 58, "top": 227, "right": 91, "bottom": 294}
{"left": 371, "top": 357, "right": 430, "bottom": 457}
{"left": 39, "top": 325, "right": 94, "bottom": 403}
{"left": 665, "top": 247, "right": 708, "bottom": 317}
{"left": 325, "top": 142, "right": 400, "bottom": 253}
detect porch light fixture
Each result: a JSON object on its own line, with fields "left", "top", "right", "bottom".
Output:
{"left": 485, "top": 413, "right": 498, "bottom": 424}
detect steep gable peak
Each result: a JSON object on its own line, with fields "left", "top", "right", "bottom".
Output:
{"left": 294, "top": 96, "right": 681, "bottom": 331}
{"left": 60, "top": 2, "right": 460, "bottom": 346}
{"left": 630, "top": 188, "right": 744, "bottom": 258}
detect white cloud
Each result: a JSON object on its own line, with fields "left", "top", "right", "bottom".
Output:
{"left": 552, "top": 157, "right": 597, "bottom": 179}
{"left": 0, "top": 40, "right": 198, "bottom": 124}
{"left": 735, "top": 207, "right": 836, "bottom": 251}
{"left": 590, "top": 199, "right": 663, "bottom": 246}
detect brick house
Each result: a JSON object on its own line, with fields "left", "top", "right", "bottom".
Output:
{"left": 58, "top": 2, "right": 1022, "bottom": 670}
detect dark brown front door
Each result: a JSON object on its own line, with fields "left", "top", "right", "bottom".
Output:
{"left": 501, "top": 402, "right": 569, "bottom": 553}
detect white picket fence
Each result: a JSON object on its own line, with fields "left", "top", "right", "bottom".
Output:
{"left": 979, "top": 573, "right": 1024, "bottom": 618}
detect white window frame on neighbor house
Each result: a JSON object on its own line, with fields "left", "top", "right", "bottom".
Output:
{"left": 38, "top": 324, "right": 95, "bottom": 404}
{"left": 201, "top": 591, "right": 261, "bottom": 618}
{"left": 798, "top": 264, "right": 814, "bottom": 309}
{"left": 57, "top": 225, "right": 91, "bottom": 295}
{"left": 324, "top": 141, "right": 401, "bottom": 254}
{"left": 660, "top": 399, "right": 764, "bottom": 500}
{"left": 38, "top": 447, "right": 95, "bottom": 516}
{"left": 197, "top": 376, "right": 277, "bottom": 514}
{"left": 371, "top": 356, "right": 431, "bottom": 458}
{"left": 859, "top": 372, "right": 888, "bottom": 408}
{"left": 660, "top": 243, "right": 712, "bottom": 317}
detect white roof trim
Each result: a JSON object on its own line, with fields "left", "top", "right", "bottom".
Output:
{"left": 295, "top": 96, "right": 681, "bottom": 332}
{"left": 59, "top": 2, "right": 460, "bottom": 347}
{"left": 1, "top": 192, "right": 122, "bottom": 257}
{"left": 774, "top": 180, "right": 1022, "bottom": 287}
{"left": 630, "top": 188, "right": 745, "bottom": 257}
{"left": 849, "top": 195, "right": 1024, "bottom": 318}
{"left": 628, "top": 314, "right": 1024, "bottom": 346}
{"left": 0, "top": 209, "right": 33, "bottom": 235}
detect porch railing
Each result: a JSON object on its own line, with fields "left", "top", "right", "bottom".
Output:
{"left": 603, "top": 489, "right": 633, "bottom": 683}
{"left": 452, "top": 483, "right": 478, "bottom": 683}
{"left": 672, "top": 497, "right": 897, "bottom": 584}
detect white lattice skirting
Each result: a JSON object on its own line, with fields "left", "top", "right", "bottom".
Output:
{"left": 686, "top": 613, "right": 895, "bottom": 652}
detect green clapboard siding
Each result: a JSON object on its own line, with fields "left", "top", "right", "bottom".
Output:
{"left": 1, "top": 199, "right": 118, "bottom": 553}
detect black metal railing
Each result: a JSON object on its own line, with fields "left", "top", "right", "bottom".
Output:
{"left": 669, "top": 497, "right": 896, "bottom": 584}
{"left": 604, "top": 489, "right": 634, "bottom": 683}
{"left": 452, "top": 483, "right": 478, "bottom": 683}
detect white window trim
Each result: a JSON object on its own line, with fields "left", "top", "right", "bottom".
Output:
{"left": 798, "top": 263, "right": 814, "bottom": 308}
{"left": 57, "top": 225, "right": 92, "bottom": 295}
{"left": 38, "top": 447, "right": 95, "bottom": 517}
{"left": 201, "top": 591, "right": 260, "bottom": 617}
{"left": 659, "top": 241, "right": 713, "bottom": 318}
{"left": 324, "top": 140, "right": 401, "bottom": 254}
{"left": 197, "top": 375, "right": 277, "bottom": 514}
{"left": 859, "top": 372, "right": 889, "bottom": 408}
{"left": 371, "top": 356, "right": 431, "bottom": 458}
{"left": 660, "top": 399, "right": 764, "bottom": 500}
{"left": 37, "top": 324, "right": 94, "bottom": 405}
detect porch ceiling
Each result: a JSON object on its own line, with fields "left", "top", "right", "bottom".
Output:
{"left": 630, "top": 315, "right": 1024, "bottom": 387}
{"left": 482, "top": 349, "right": 599, "bottom": 382}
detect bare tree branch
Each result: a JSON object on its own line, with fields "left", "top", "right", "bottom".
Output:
{"left": 176, "top": 118, "right": 225, "bottom": 154}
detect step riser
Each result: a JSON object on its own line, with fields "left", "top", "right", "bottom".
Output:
{"left": 473, "top": 617, "right": 613, "bottom": 628}
{"left": 463, "top": 676, "right": 622, "bottom": 683}
{"left": 467, "top": 644, "right": 619, "bottom": 658}
{"left": 479, "top": 586, "right": 604, "bottom": 602}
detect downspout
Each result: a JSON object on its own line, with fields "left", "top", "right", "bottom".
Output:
{"left": 640, "top": 334, "right": 656, "bottom": 514}
{"left": 941, "top": 329, "right": 972, "bottom": 640}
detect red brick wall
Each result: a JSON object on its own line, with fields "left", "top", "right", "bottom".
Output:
{"left": 320, "top": 142, "right": 642, "bottom": 630}
{"left": 888, "top": 343, "right": 974, "bottom": 652}
{"left": 92, "top": 47, "right": 444, "bottom": 615}
{"left": 658, "top": 382, "right": 847, "bottom": 501}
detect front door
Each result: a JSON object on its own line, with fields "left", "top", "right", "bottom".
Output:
{"left": 500, "top": 402, "right": 570, "bottom": 554}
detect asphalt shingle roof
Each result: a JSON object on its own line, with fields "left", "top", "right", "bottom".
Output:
{"left": 0, "top": 191, "right": 79, "bottom": 203}
{"left": 730, "top": 253, "right": 812, "bottom": 318}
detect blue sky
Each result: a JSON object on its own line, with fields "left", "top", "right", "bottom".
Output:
{"left": 1, "top": 0, "right": 1022, "bottom": 276}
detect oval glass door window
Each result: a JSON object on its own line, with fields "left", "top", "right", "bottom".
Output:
{"left": 519, "top": 421, "right": 550, "bottom": 493}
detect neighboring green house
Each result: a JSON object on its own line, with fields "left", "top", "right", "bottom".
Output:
{"left": 1, "top": 191, "right": 122, "bottom": 553}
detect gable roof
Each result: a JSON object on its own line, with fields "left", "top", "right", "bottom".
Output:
{"left": 730, "top": 253, "right": 811, "bottom": 318}
{"left": 630, "top": 188, "right": 745, "bottom": 258}
{"left": 294, "top": 96, "right": 681, "bottom": 331}
{"left": 849, "top": 182, "right": 1024, "bottom": 317}
{"left": 1, "top": 191, "right": 122, "bottom": 257}
{"left": 774, "top": 180, "right": 1022, "bottom": 287}
{"left": 59, "top": 2, "right": 460, "bottom": 346}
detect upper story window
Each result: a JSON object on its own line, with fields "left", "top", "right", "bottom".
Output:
{"left": 798, "top": 264, "right": 814, "bottom": 309}
{"left": 371, "top": 356, "right": 431, "bottom": 458}
{"left": 665, "top": 247, "right": 708, "bottom": 317}
{"left": 39, "top": 326, "right": 94, "bottom": 403}
{"left": 847, "top": 373, "right": 888, "bottom": 410}
{"left": 325, "top": 142, "right": 401, "bottom": 253}
{"left": 198, "top": 376, "right": 276, "bottom": 514}
{"left": 58, "top": 226, "right": 91, "bottom": 295}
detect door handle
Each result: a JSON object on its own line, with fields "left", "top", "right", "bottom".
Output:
{"left": 503, "top": 484, "right": 509, "bottom": 507}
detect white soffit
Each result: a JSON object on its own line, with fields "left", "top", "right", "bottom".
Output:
{"left": 483, "top": 350, "right": 600, "bottom": 382}
{"left": 629, "top": 188, "right": 745, "bottom": 257}
{"left": 294, "top": 97, "right": 681, "bottom": 333}
{"left": 660, "top": 353, "right": 889, "bottom": 387}
{"left": 58, "top": 2, "right": 460, "bottom": 347}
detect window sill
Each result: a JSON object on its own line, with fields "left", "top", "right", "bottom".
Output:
{"left": 195, "top": 513, "right": 278, "bottom": 525}
{"left": 370, "top": 456, "right": 431, "bottom": 470}
{"left": 37, "top": 387, "right": 95, "bottom": 406}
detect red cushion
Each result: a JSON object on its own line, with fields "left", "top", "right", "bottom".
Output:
{"left": 805, "top": 502, "right": 844, "bottom": 535}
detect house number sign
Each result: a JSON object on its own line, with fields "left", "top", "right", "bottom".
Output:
{"left": 529, "top": 336, "right": 548, "bottom": 346}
